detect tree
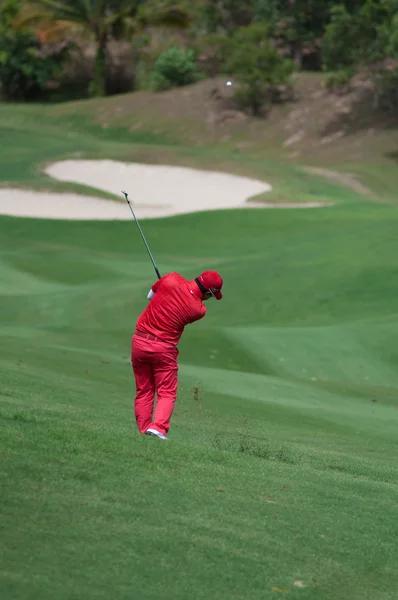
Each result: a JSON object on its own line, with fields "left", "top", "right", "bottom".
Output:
{"left": 0, "top": 0, "right": 71, "bottom": 99}
{"left": 322, "top": 4, "right": 356, "bottom": 71}
{"left": 322, "top": 0, "right": 398, "bottom": 71}
{"left": 19, "top": 0, "right": 146, "bottom": 97}
{"left": 194, "top": 0, "right": 256, "bottom": 35}
{"left": 388, "top": 12, "right": 398, "bottom": 56}
{"left": 356, "top": 0, "right": 398, "bottom": 65}
{"left": 268, "top": 0, "right": 333, "bottom": 68}
{"left": 321, "top": 0, "right": 398, "bottom": 110}
{"left": 21, "top": 0, "right": 194, "bottom": 96}
{"left": 225, "top": 23, "right": 295, "bottom": 116}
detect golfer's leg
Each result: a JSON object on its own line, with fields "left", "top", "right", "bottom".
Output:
{"left": 152, "top": 350, "right": 178, "bottom": 436}
{"left": 132, "top": 361, "right": 155, "bottom": 433}
{"left": 132, "top": 341, "right": 156, "bottom": 434}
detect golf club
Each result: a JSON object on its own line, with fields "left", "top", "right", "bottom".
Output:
{"left": 121, "top": 190, "right": 161, "bottom": 280}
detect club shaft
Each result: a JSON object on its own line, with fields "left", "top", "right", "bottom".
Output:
{"left": 122, "top": 191, "right": 161, "bottom": 279}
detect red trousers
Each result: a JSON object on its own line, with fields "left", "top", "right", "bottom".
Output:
{"left": 131, "top": 332, "right": 179, "bottom": 436}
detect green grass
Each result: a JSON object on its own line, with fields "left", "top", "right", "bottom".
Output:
{"left": 1, "top": 97, "right": 398, "bottom": 599}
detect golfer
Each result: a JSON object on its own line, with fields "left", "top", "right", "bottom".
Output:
{"left": 131, "top": 270, "right": 223, "bottom": 440}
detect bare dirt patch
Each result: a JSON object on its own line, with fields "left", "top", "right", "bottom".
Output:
{"left": 303, "top": 166, "right": 375, "bottom": 197}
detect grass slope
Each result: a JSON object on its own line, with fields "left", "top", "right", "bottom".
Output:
{"left": 42, "top": 74, "right": 398, "bottom": 202}
{"left": 0, "top": 101, "right": 377, "bottom": 208}
{"left": 1, "top": 199, "right": 398, "bottom": 600}
{"left": 1, "top": 97, "right": 398, "bottom": 599}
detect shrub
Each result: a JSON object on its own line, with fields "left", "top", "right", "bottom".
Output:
{"left": 372, "top": 65, "right": 398, "bottom": 111}
{"left": 324, "top": 67, "right": 355, "bottom": 90}
{"left": 150, "top": 46, "right": 203, "bottom": 91}
{"left": 0, "top": 31, "right": 70, "bottom": 100}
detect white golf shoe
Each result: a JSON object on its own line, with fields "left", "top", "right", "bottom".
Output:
{"left": 145, "top": 428, "right": 167, "bottom": 440}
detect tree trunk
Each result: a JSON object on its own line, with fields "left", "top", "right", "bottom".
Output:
{"left": 89, "top": 34, "right": 107, "bottom": 97}
{"left": 293, "top": 39, "right": 302, "bottom": 69}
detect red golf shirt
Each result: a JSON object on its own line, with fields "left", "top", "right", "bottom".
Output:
{"left": 135, "top": 272, "right": 207, "bottom": 346}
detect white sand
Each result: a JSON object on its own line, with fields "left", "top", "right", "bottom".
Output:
{"left": 0, "top": 189, "right": 132, "bottom": 220}
{"left": 45, "top": 160, "right": 272, "bottom": 219}
{"left": 0, "top": 160, "right": 330, "bottom": 221}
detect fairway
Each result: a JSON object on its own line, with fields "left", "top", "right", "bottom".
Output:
{"left": 1, "top": 105, "right": 398, "bottom": 600}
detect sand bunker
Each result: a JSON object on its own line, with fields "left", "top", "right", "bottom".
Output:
{"left": 45, "top": 160, "right": 272, "bottom": 219}
{"left": 0, "top": 160, "right": 330, "bottom": 220}
{"left": 0, "top": 188, "right": 131, "bottom": 220}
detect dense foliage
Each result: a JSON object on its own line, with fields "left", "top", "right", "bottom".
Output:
{"left": 1, "top": 0, "right": 398, "bottom": 111}
{"left": 0, "top": 0, "right": 70, "bottom": 100}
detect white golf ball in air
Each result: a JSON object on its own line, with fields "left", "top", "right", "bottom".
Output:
{"left": 226, "top": 81, "right": 232, "bottom": 86}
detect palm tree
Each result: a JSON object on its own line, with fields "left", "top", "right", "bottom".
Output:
{"left": 19, "top": 0, "right": 192, "bottom": 96}
{"left": 18, "top": 0, "right": 144, "bottom": 96}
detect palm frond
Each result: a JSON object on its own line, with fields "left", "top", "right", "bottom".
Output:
{"left": 153, "top": 7, "right": 191, "bottom": 28}
{"left": 138, "top": 3, "right": 192, "bottom": 29}
{"left": 37, "top": 0, "right": 83, "bottom": 19}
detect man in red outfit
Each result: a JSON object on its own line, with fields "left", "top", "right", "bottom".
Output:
{"left": 131, "top": 270, "right": 223, "bottom": 440}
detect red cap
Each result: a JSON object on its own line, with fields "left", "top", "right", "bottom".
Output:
{"left": 198, "top": 270, "right": 223, "bottom": 300}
